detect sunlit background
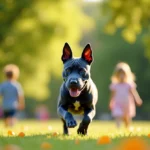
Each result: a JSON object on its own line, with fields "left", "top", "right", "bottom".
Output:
{"left": 0, "top": 0, "right": 150, "bottom": 120}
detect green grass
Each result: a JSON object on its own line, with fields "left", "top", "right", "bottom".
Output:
{"left": 0, "top": 120, "right": 149, "bottom": 150}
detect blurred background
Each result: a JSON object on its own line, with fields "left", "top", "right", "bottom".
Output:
{"left": 0, "top": 0, "right": 150, "bottom": 120}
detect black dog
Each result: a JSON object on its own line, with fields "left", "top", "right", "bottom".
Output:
{"left": 57, "top": 43, "right": 98, "bottom": 135}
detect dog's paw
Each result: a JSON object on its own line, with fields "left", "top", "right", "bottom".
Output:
{"left": 77, "top": 123, "right": 88, "bottom": 135}
{"left": 77, "top": 127, "right": 87, "bottom": 135}
{"left": 66, "top": 119, "right": 77, "bottom": 128}
{"left": 65, "top": 112, "right": 77, "bottom": 128}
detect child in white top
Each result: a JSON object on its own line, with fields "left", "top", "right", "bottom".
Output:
{"left": 109, "top": 62, "right": 142, "bottom": 128}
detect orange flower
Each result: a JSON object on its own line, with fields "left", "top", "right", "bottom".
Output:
{"left": 18, "top": 132, "right": 25, "bottom": 137}
{"left": 41, "top": 142, "right": 52, "bottom": 149}
{"left": 7, "top": 130, "right": 15, "bottom": 136}
{"left": 52, "top": 132, "right": 59, "bottom": 137}
{"left": 116, "top": 137, "right": 149, "bottom": 150}
{"left": 148, "top": 134, "right": 150, "bottom": 138}
{"left": 75, "top": 139, "right": 80, "bottom": 145}
{"left": 97, "top": 135, "right": 111, "bottom": 145}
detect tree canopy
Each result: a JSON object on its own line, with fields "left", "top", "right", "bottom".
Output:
{"left": 102, "top": 0, "right": 150, "bottom": 51}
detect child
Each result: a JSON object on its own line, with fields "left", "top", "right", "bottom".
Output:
{"left": 0, "top": 64, "right": 25, "bottom": 127}
{"left": 109, "top": 62, "right": 142, "bottom": 128}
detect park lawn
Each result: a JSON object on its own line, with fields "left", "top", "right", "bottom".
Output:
{"left": 0, "top": 120, "right": 149, "bottom": 150}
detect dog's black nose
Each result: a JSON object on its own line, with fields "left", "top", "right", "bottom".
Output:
{"left": 70, "top": 79, "right": 78, "bottom": 85}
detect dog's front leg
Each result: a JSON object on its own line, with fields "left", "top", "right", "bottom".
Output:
{"left": 58, "top": 106, "right": 77, "bottom": 129}
{"left": 77, "top": 108, "right": 96, "bottom": 135}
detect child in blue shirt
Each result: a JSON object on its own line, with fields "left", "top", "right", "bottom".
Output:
{"left": 0, "top": 64, "right": 25, "bottom": 127}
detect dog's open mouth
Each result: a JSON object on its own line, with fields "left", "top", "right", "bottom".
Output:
{"left": 69, "top": 88, "right": 81, "bottom": 97}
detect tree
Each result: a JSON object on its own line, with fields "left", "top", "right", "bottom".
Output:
{"left": 101, "top": 0, "right": 150, "bottom": 53}
{"left": 0, "top": 0, "right": 93, "bottom": 100}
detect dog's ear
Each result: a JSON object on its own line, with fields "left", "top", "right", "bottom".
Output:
{"left": 81, "top": 44, "right": 93, "bottom": 65}
{"left": 61, "top": 43, "right": 72, "bottom": 63}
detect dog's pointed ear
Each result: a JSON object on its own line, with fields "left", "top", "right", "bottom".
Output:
{"left": 81, "top": 44, "right": 93, "bottom": 65}
{"left": 61, "top": 43, "right": 72, "bottom": 63}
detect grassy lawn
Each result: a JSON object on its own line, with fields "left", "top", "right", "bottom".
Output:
{"left": 0, "top": 120, "right": 149, "bottom": 150}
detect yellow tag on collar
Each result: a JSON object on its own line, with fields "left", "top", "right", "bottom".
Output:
{"left": 74, "top": 101, "right": 80, "bottom": 110}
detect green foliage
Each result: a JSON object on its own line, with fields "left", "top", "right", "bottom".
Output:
{"left": 0, "top": 0, "right": 93, "bottom": 100}
{"left": 102, "top": 0, "right": 150, "bottom": 45}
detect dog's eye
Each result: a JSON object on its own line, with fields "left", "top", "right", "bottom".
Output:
{"left": 79, "top": 68, "right": 86, "bottom": 77}
{"left": 65, "top": 68, "right": 71, "bottom": 76}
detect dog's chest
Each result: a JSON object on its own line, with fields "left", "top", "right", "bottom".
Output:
{"left": 68, "top": 100, "right": 84, "bottom": 114}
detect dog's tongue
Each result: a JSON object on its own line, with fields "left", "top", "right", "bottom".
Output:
{"left": 69, "top": 88, "right": 80, "bottom": 97}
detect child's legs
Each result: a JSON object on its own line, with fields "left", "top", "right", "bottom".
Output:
{"left": 115, "top": 117, "right": 122, "bottom": 128}
{"left": 123, "top": 115, "right": 131, "bottom": 128}
{"left": 4, "top": 117, "right": 9, "bottom": 127}
{"left": 112, "top": 107, "right": 123, "bottom": 128}
{"left": 4, "top": 117, "right": 13, "bottom": 127}
{"left": 3, "top": 109, "right": 17, "bottom": 127}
